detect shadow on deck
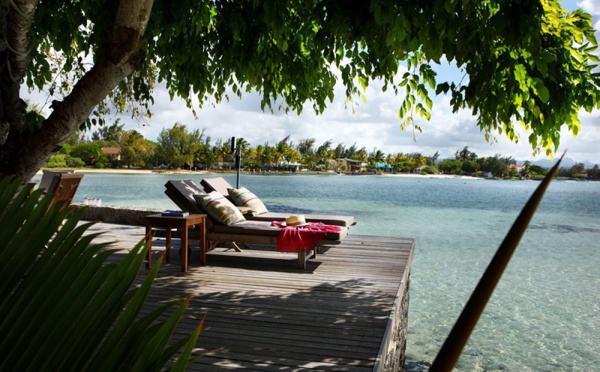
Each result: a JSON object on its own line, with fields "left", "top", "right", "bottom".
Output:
{"left": 86, "top": 222, "right": 415, "bottom": 371}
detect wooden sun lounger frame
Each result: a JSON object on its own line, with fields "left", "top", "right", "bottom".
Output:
{"left": 207, "top": 232, "right": 318, "bottom": 269}
{"left": 46, "top": 173, "right": 84, "bottom": 211}
{"left": 165, "top": 180, "right": 347, "bottom": 269}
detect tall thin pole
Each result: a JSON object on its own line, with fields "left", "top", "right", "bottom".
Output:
{"left": 235, "top": 144, "right": 241, "bottom": 189}
{"left": 231, "top": 137, "right": 241, "bottom": 188}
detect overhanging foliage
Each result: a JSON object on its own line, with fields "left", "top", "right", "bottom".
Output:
{"left": 1, "top": 0, "right": 599, "bottom": 179}
{"left": 31, "top": 1, "right": 600, "bottom": 154}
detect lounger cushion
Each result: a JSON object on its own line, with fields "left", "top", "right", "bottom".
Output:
{"left": 210, "top": 220, "right": 348, "bottom": 241}
{"left": 228, "top": 187, "right": 268, "bottom": 215}
{"left": 194, "top": 191, "right": 245, "bottom": 226}
{"left": 246, "top": 212, "right": 355, "bottom": 227}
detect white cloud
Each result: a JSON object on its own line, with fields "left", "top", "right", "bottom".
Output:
{"left": 577, "top": 0, "right": 600, "bottom": 15}
{"left": 122, "top": 77, "right": 600, "bottom": 165}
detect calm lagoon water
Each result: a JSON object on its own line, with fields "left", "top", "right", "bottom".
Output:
{"left": 70, "top": 173, "right": 599, "bottom": 371}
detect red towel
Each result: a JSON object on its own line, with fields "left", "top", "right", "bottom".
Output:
{"left": 271, "top": 221, "right": 342, "bottom": 252}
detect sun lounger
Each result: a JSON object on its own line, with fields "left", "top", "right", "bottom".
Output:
{"left": 200, "top": 176, "right": 355, "bottom": 227}
{"left": 45, "top": 173, "right": 84, "bottom": 211}
{"left": 165, "top": 180, "right": 348, "bottom": 268}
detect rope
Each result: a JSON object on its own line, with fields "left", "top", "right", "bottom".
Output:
{"left": 1, "top": 0, "right": 31, "bottom": 83}
{"left": 0, "top": 1, "right": 8, "bottom": 52}
{"left": 8, "top": 0, "right": 32, "bottom": 22}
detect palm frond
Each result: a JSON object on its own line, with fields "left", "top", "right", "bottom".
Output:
{"left": 0, "top": 177, "right": 202, "bottom": 372}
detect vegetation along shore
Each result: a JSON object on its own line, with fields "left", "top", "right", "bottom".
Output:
{"left": 44, "top": 122, "right": 599, "bottom": 181}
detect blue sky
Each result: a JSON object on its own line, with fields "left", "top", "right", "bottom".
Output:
{"left": 30, "top": 1, "right": 600, "bottom": 165}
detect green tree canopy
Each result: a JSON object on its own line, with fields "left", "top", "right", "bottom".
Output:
{"left": 120, "top": 130, "right": 155, "bottom": 168}
{"left": 70, "top": 142, "right": 103, "bottom": 166}
{"left": 438, "top": 158, "right": 463, "bottom": 174}
{"left": 155, "top": 123, "right": 205, "bottom": 168}
{"left": 91, "top": 120, "right": 126, "bottom": 144}
{"left": 1, "top": 0, "right": 599, "bottom": 180}
{"left": 455, "top": 146, "right": 479, "bottom": 163}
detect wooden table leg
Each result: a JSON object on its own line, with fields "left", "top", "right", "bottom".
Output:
{"left": 165, "top": 224, "right": 172, "bottom": 262}
{"left": 180, "top": 221, "right": 188, "bottom": 272}
{"left": 199, "top": 221, "right": 206, "bottom": 265}
{"left": 145, "top": 222, "right": 152, "bottom": 269}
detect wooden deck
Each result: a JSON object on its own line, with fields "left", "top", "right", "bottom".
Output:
{"left": 87, "top": 222, "right": 415, "bottom": 371}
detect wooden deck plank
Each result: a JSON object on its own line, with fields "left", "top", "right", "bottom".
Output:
{"left": 85, "top": 223, "right": 414, "bottom": 371}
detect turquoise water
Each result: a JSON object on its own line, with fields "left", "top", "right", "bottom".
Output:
{"left": 68, "top": 173, "right": 600, "bottom": 370}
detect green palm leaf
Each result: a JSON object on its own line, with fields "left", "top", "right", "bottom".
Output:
{"left": 0, "top": 177, "right": 202, "bottom": 371}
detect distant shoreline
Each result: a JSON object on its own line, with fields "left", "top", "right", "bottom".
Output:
{"left": 38, "top": 168, "right": 481, "bottom": 180}
{"left": 61, "top": 169, "right": 591, "bottom": 182}
{"left": 383, "top": 173, "right": 480, "bottom": 180}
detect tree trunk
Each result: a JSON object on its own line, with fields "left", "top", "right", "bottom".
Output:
{"left": 0, "top": 0, "right": 154, "bottom": 181}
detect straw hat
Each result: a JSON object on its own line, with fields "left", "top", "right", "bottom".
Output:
{"left": 282, "top": 214, "right": 308, "bottom": 227}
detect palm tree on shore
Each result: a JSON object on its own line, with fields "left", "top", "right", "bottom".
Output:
{"left": 369, "top": 149, "right": 385, "bottom": 169}
{"left": 297, "top": 138, "right": 316, "bottom": 157}
{"left": 316, "top": 140, "right": 333, "bottom": 169}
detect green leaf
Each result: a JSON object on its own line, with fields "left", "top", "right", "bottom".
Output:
{"left": 436, "top": 82, "right": 450, "bottom": 95}
{"left": 532, "top": 78, "right": 550, "bottom": 103}
{"left": 359, "top": 76, "right": 368, "bottom": 91}
{"left": 513, "top": 64, "right": 527, "bottom": 85}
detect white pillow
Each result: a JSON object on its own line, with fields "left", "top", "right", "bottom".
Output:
{"left": 228, "top": 187, "right": 268, "bottom": 215}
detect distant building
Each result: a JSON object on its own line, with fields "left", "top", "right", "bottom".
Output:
{"left": 261, "top": 161, "right": 303, "bottom": 172}
{"left": 101, "top": 147, "right": 121, "bottom": 161}
{"left": 335, "top": 158, "right": 367, "bottom": 172}
{"left": 211, "top": 161, "right": 235, "bottom": 170}
{"left": 507, "top": 164, "right": 524, "bottom": 172}
{"left": 376, "top": 162, "right": 394, "bottom": 172}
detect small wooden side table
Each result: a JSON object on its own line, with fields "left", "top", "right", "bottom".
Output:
{"left": 145, "top": 214, "right": 207, "bottom": 272}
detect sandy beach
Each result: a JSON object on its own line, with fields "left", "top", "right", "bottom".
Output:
{"left": 37, "top": 168, "right": 209, "bottom": 176}
{"left": 382, "top": 173, "right": 480, "bottom": 180}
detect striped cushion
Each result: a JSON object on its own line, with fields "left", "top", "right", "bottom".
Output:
{"left": 194, "top": 191, "right": 245, "bottom": 225}
{"left": 228, "top": 187, "right": 268, "bottom": 215}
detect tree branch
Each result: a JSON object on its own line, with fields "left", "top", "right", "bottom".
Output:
{"left": 37, "top": 0, "right": 155, "bottom": 145}
{"left": 0, "top": 0, "right": 155, "bottom": 179}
